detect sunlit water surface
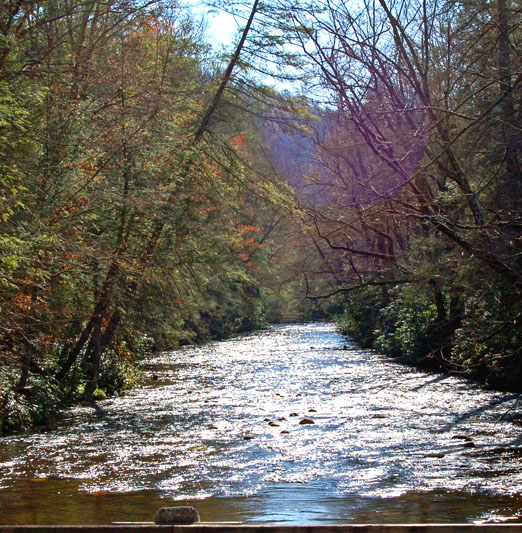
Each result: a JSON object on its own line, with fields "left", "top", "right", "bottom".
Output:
{"left": 1, "top": 323, "right": 521, "bottom": 524}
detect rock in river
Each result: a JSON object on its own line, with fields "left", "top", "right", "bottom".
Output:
{"left": 452, "top": 435, "right": 473, "bottom": 442}
{"left": 299, "top": 418, "right": 315, "bottom": 425}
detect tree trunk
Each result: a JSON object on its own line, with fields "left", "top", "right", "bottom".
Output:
{"left": 83, "top": 309, "right": 122, "bottom": 400}
{"left": 497, "top": 0, "right": 521, "bottom": 208}
{"left": 57, "top": 0, "right": 261, "bottom": 383}
{"left": 55, "top": 255, "right": 123, "bottom": 382}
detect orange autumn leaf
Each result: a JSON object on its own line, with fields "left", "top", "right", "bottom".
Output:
{"left": 230, "top": 133, "right": 246, "bottom": 147}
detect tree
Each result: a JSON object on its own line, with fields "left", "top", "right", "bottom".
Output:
{"left": 1, "top": 0, "right": 300, "bottom": 432}
{"left": 255, "top": 0, "right": 521, "bottom": 387}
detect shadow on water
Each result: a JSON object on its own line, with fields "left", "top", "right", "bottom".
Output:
{"left": 440, "top": 394, "right": 520, "bottom": 431}
{"left": 410, "top": 373, "right": 454, "bottom": 392}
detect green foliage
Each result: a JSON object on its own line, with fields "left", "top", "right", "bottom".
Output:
{"left": 0, "top": 389, "right": 33, "bottom": 433}
{"left": 0, "top": 376, "right": 62, "bottom": 433}
{"left": 338, "top": 274, "right": 522, "bottom": 390}
{"left": 0, "top": 0, "right": 298, "bottom": 433}
{"left": 374, "top": 294, "right": 439, "bottom": 365}
{"left": 451, "top": 282, "right": 522, "bottom": 391}
{"left": 338, "top": 286, "right": 388, "bottom": 349}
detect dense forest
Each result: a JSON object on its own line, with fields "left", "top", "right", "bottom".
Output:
{"left": 0, "top": 0, "right": 520, "bottom": 433}
{"left": 267, "top": 0, "right": 522, "bottom": 392}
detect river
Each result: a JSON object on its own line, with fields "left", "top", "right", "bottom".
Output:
{"left": 0, "top": 322, "right": 521, "bottom": 524}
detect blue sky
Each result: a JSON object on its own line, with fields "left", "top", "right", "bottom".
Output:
{"left": 181, "top": 0, "right": 239, "bottom": 48}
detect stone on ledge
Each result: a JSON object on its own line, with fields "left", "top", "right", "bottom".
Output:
{"left": 155, "top": 506, "right": 200, "bottom": 525}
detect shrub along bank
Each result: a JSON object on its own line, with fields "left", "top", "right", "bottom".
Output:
{"left": 338, "top": 276, "right": 522, "bottom": 393}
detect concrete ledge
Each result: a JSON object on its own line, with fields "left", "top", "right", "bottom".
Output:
{"left": 1, "top": 525, "right": 522, "bottom": 533}
{"left": 0, "top": 528, "right": 172, "bottom": 533}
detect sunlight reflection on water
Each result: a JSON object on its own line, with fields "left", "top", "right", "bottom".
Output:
{"left": 0, "top": 322, "right": 521, "bottom": 524}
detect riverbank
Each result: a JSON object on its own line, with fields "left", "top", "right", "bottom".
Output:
{"left": 337, "top": 284, "right": 522, "bottom": 394}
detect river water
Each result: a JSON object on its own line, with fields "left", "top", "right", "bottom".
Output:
{"left": 1, "top": 322, "right": 521, "bottom": 524}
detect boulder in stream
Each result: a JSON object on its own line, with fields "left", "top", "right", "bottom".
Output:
{"left": 299, "top": 418, "right": 315, "bottom": 425}
{"left": 452, "top": 435, "right": 473, "bottom": 442}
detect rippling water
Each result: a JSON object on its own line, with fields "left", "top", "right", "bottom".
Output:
{"left": 1, "top": 323, "right": 521, "bottom": 524}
